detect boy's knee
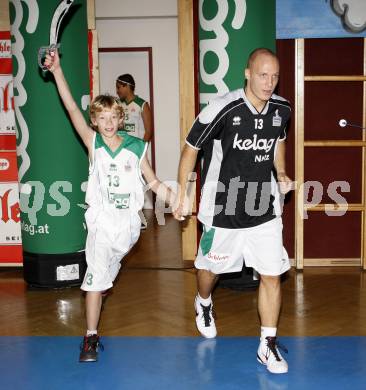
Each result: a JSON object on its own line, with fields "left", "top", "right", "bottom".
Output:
{"left": 197, "top": 268, "right": 217, "bottom": 280}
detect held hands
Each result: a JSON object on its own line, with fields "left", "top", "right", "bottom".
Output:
{"left": 173, "top": 172, "right": 197, "bottom": 222}
{"left": 172, "top": 194, "right": 191, "bottom": 222}
{"left": 173, "top": 203, "right": 186, "bottom": 221}
{"left": 44, "top": 49, "right": 61, "bottom": 73}
{"left": 172, "top": 173, "right": 292, "bottom": 221}
{"left": 277, "top": 172, "right": 293, "bottom": 194}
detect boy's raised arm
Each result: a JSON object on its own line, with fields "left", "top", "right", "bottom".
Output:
{"left": 44, "top": 50, "right": 94, "bottom": 151}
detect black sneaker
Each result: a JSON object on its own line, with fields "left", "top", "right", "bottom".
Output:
{"left": 140, "top": 222, "right": 147, "bottom": 230}
{"left": 79, "top": 335, "right": 104, "bottom": 362}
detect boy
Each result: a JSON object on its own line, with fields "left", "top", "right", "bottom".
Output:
{"left": 45, "top": 51, "right": 174, "bottom": 362}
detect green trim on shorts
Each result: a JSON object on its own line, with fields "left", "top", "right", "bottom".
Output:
{"left": 200, "top": 226, "right": 215, "bottom": 256}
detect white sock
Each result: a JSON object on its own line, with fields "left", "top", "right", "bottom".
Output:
{"left": 86, "top": 330, "right": 97, "bottom": 336}
{"left": 260, "top": 326, "right": 277, "bottom": 344}
{"left": 197, "top": 293, "right": 212, "bottom": 306}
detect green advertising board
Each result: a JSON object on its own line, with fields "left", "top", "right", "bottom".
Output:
{"left": 199, "top": 0, "right": 275, "bottom": 105}
{"left": 10, "top": 0, "right": 89, "bottom": 254}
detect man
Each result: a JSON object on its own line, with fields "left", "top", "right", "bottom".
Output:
{"left": 116, "top": 74, "right": 153, "bottom": 142}
{"left": 174, "top": 48, "right": 292, "bottom": 374}
{"left": 116, "top": 74, "right": 153, "bottom": 228}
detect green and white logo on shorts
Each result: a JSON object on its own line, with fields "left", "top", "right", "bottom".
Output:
{"left": 200, "top": 226, "right": 216, "bottom": 256}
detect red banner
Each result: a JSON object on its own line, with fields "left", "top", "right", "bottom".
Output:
{"left": 0, "top": 30, "right": 22, "bottom": 265}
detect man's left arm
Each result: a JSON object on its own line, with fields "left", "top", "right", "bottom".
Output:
{"left": 274, "top": 140, "right": 292, "bottom": 194}
{"left": 141, "top": 102, "right": 153, "bottom": 142}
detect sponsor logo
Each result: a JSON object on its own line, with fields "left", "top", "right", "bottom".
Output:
{"left": 254, "top": 154, "right": 270, "bottom": 162}
{"left": 124, "top": 160, "right": 132, "bottom": 172}
{"left": 0, "top": 79, "right": 15, "bottom": 113}
{"left": 199, "top": 0, "right": 247, "bottom": 105}
{"left": 56, "top": 264, "right": 79, "bottom": 281}
{"left": 0, "top": 40, "right": 11, "bottom": 58}
{"left": 233, "top": 116, "right": 241, "bottom": 126}
{"left": 21, "top": 221, "right": 49, "bottom": 235}
{"left": 0, "top": 189, "right": 20, "bottom": 223}
{"left": 272, "top": 109, "right": 282, "bottom": 127}
{"left": 233, "top": 133, "right": 275, "bottom": 153}
{"left": 109, "top": 163, "right": 117, "bottom": 172}
{"left": 0, "top": 158, "right": 9, "bottom": 170}
{"left": 11, "top": 1, "right": 40, "bottom": 180}
{"left": 125, "top": 123, "right": 135, "bottom": 132}
{"left": 4, "top": 234, "right": 21, "bottom": 242}
{"left": 108, "top": 191, "right": 130, "bottom": 209}
{"left": 114, "top": 193, "right": 130, "bottom": 209}
{"left": 207, "top": 251, "right": 229, "bottom": 262}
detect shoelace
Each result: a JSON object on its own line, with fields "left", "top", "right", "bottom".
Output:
{"left": 80, "top": 336, "right": 104, "bottom": 352}
{"left": 265, "top": 336, "right": 288, "bottom": 362}
{"left": 201, "top": 304, "right": 213, "bottom": 327}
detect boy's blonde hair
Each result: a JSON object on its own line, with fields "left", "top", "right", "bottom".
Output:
{"left": 89, "top": 94, "right": 124, "bottom": 130}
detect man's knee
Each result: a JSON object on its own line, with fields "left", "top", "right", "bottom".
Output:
{"left": 260, "top": 274, "right": 280, "bottom": 288}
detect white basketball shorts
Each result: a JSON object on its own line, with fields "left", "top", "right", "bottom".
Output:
{"left": 81, "top": 207, "right": 141, "bottom": 291}
{"left": 195, "top": 217, "right": 290, "bottom": 276}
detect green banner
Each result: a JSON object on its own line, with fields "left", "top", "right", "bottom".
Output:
{"left": 199, "top": 0, "right": 275, "bottom": 105}
{"left": 10, "top": 0, "right": 89, "bottom": 254}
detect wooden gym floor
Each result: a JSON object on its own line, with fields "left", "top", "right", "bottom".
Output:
{"left": 1, "top": 212, "right": 366, "bottom": 389}
{"left": 1, "top": 211, "right": 366, "bottom": 337}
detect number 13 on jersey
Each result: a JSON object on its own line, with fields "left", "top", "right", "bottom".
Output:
{"left": 254, "top": 119, "right": 263, "bottom": 129}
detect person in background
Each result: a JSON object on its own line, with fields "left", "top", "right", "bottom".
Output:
{"left": 116, "top": 74, "right": 153, "bottom": 229}
{"left": 116, "top": 74, "right": 153, "bottom": 142}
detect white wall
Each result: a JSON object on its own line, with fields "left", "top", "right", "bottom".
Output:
{"left": 96, "top": 0, "right": 177, "bottom": 18}
{"left": 95, "top": 1, "right": 180, "bottom": 183}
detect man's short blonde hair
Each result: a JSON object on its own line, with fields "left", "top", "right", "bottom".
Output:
{"left": 246, "top": 48, "right": 278, "bottom": 69}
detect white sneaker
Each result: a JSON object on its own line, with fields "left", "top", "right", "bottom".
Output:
{"left": 257, "top": 336, "right": 288, "bottom": 374}
{"left": 194, "top": 296, "right": 217, "bottom": 338}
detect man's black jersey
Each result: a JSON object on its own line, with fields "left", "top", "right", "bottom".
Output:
{"left": 186, "top": 89, "right": 291, "bottom": 229}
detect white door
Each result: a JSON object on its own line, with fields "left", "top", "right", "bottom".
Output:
{"left": 99, "top": 49, "right": 154, "bottom": 209}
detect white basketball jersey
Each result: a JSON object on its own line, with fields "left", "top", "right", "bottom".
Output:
{"left": 85, "top": 131, "right": 147, "bottom": 214}
{"left": 120, "top": 95, "right": 146, "bottom": 140}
